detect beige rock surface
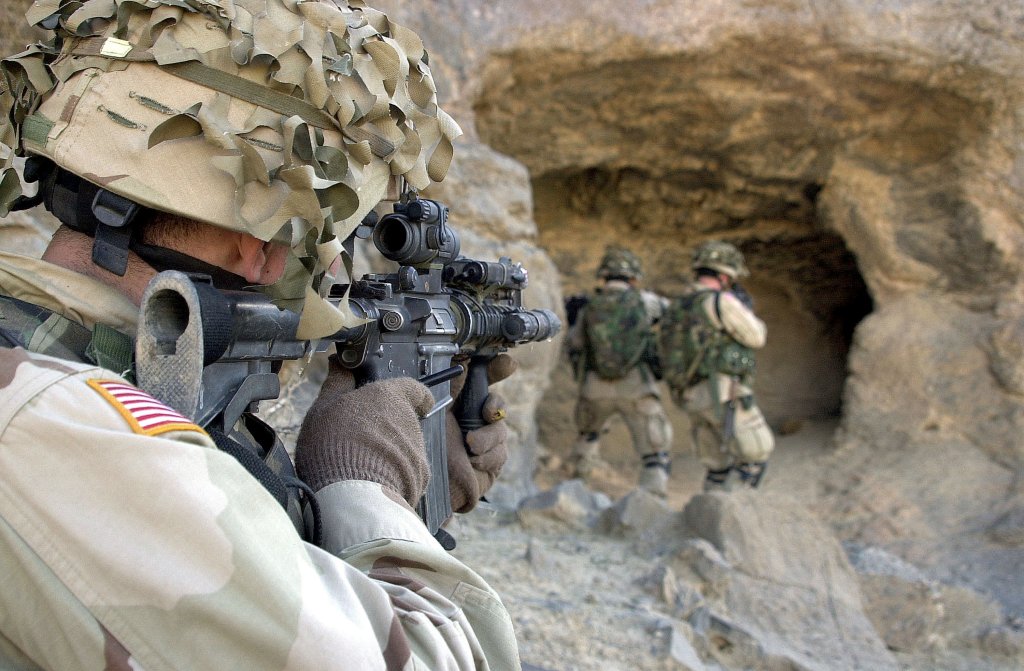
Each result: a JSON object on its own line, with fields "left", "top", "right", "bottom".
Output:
{"left": 2, "top": 1, "right": 1024, "bottom": 668}
{"left": 369, "top": 0, "right": 1024, "bottom": 617}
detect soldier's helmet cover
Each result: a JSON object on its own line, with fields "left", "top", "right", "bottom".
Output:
{"left": 596, "top": 245, "right": 643, "bottom": 280}
{"left": 0, "top": 0, "right": 461, "bottom": 339}
{"left": 692, "top": 240, "right": 749, "bottom": 279}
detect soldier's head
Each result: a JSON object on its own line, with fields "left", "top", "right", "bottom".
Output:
{"left": 692, "top": 240, "right": 748, "bottom": 287}
{"left": 596, "top": 246, "right": 643, "bottom": 284}
{"left": 0, "top": 0, "right": 460, "bottom": 338}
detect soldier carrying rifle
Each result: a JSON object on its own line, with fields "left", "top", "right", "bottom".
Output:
{"left": 0, "top": 1, "right": 557, "bottom": 669}
{"left": 659, "top": 241, "right": 776, "bottom": 491}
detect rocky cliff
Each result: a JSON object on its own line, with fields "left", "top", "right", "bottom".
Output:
{"left": 1, "top": 1, "right": 1023, "bottom": 668}
{"left": 363, "top": 0, "right": 1024, "bottom": 617}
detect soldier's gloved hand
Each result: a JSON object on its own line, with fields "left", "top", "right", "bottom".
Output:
{"left": 446, "top": 354, "right": 518, "bottom": 513}
{"left": 295, "top": 356, "right": 436, "bottom": 508}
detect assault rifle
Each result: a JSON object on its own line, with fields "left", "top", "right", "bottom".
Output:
{"left": 135, "top": 197, "right": 560, "bottom": 549}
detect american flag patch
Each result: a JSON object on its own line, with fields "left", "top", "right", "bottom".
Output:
{"left": 86, "top": 379, "right": 206, "bottom": 438}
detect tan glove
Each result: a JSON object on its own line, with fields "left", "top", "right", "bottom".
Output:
{"left": 446, "top": 354, "right": 518, "bottom": 513}
{"left": 295, "top": 357, "right": 435, "bottom": 507}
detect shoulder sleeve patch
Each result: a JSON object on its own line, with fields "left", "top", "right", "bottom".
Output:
{"left": 86, "top": 379, "right": 207, "bottom": 438}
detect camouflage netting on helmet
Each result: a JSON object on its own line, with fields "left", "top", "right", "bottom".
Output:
{"left": 0, "top": 0, "right": 462, "bottom": 338}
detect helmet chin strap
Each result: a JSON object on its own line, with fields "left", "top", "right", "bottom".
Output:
{"left": 131, "top": 241, "right": 250, "bottom": 291}
{"left": 90, "top": 188, "right": 141, "bottom": 276}
{"left": 22, "top": 157, "right": 249, "bottom": 288}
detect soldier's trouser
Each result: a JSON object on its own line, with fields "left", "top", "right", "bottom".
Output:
{"left": 573, "top": 394, "right": 673, "bottom": 471}
{"left": 689, "top": 399, "right": 774, "bottom": 472}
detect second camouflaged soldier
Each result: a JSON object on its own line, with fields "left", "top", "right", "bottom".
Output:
{"left": 660, "top": 241, "right": 775, "bottom": 490}
{"left": 566, "top": 246, "right": 674, "bottom": 496}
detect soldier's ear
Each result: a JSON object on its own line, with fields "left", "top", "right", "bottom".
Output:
{"left": 235, "top": 233, "right": 269, "bottom": 284}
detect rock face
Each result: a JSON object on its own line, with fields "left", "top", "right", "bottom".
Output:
{"left": 2, "top": 0, "right": 1024, "bottom": 651}
{"left": 680, "top": 491, "right": 898, "bottom": 671}
{"left": 359, "top": 0, "right": 1024, "bottom": 615}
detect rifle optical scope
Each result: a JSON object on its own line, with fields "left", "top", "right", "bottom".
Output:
{"left": 374, "top": 198, "right": 460, "bottom": 267}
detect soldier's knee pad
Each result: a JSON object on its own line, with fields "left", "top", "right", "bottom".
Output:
{"left": 636, "top": 397, "right": 672, "bottom": 451}
{"left": 733, "top": 403, "right": 774, "bottom": 462}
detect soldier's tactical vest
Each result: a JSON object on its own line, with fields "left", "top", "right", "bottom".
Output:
{"left": 582, "top": 287, "right": 653, "bottom": 380}
{"left": 0, "top": 293, "right": 317, "bottom": 542}
{"left": 659, "top": 289, "right": 756, "bottom": 391}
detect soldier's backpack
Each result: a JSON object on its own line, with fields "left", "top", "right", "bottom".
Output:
{"left": 582, "top": 287, "right": 652, "bottom": 380}
{"left": 659, "top": 289, "right": 756, "bottom": 391}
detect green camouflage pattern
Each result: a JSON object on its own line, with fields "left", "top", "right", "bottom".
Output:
{"left": 659, "top": 289, "right": 756, "bottom": 391}
{"left": 596, "top": 245, "right": 643, "bottom": 280}
{"left": 691, "top": 240, "right": 749, "bottom": 279}
{"left": 581, "top": 286, "right": 653, "bottom": 380}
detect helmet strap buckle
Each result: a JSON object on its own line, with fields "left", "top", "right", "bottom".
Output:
{"left": 91, "top": 189, "right": 141, "bottom": 276}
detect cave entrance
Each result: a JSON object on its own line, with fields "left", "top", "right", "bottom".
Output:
{"left": 529, "top": 169, "right": 873, "bottom": 431}
{"left": 468, "top": 43, "right": 976, "bottom": 448}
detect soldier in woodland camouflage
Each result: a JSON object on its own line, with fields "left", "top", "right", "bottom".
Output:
{"left": 660, "top": 241, "right": 775, "bottom": 491}
{"left": 0, "top": 1, "right": 519, "bottom": 669}
{"left": 566, "top": 246, "right": 673, "bottom": 497}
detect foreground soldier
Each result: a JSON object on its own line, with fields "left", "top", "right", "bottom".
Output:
{"left": 566, "top": 246, "right": 673, "bottom": 497}
{"left": 0, "top": 1, "right": 520, "bottom": 669}
{"left": 660, "top": 241, "right": 775, "bottom": 491}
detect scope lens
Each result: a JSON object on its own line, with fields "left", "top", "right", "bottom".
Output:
{"left": 378, "top": 220, "right": 409, "bottom": 253}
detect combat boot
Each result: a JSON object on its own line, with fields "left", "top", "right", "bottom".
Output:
{"left": 736, "top": 461, "right": 767, "bottom": 488}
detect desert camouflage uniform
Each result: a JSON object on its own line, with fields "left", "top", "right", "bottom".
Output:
{"left": 568, "top": 280, "right": 673, "bottom": 494}
{"left": 0, "top": 250, "right": 520, "bottom": 671}
{"left": 674, "top": 283, "right": 774, "bottom": 486}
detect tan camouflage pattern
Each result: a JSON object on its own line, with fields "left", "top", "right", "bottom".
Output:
{"left": 0, "top": 255, "right": 520, "bottom": 670}
{"left": 673, "top": 284, "right": 774, "bottom": 469}
{"left": 680, "top": 376, "right": 775, "bottom": 468}
{"left": 574, "top": 393, "right": 672, "bottom": 458}
{"left": 696, "top": 288, "right": 767, "bottom": 350}
{"left": 0, "top": 250, "right": 140, "bottom": 337}
{"left": 0, "top": 0, "right": 462, "bottom": 338}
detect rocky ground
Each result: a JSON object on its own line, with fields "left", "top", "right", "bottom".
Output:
{"left": 448, "top": 420, "right": 1024, "bottom": 671}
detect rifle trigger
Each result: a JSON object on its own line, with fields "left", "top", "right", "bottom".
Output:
{"left": 422, "top": 395, "right": 454, "bottom": 419}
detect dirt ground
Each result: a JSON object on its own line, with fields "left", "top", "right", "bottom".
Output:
{"left": 451, "top": 413, "right": 841, "bottom": 670}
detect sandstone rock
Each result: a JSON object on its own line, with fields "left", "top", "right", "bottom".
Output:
{"left": 846, "top": 542, "right": 1014, "bottom": 667}
{"left": 369, "top": 4, "right": 1024, "bottom": 623}
{"left": 667, "top": 623, "right": 707, "bottom": 671}
{"left": 988, "top": 315, "right": 1024, "bottom": 396}
{"left": 679, "top": 491, "right": 898, "bottom": 671}
{"left": 597, "top": 488, "right": 674, "bottom": 536}
{"left": 989, "top": 504, "right": 1024, "bottom": 546}
{"left": 516, "top": 479, "right": 611, "bottom": 530}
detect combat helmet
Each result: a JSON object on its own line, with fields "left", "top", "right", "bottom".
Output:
{"left": 0, "top": 0, "right": 461, "bottom": 338}
{"left": 692, "top": 240, "right": 749, "bottom": 279}
{"left": 596, "top": 246, "right": 643, "bottom": 281}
